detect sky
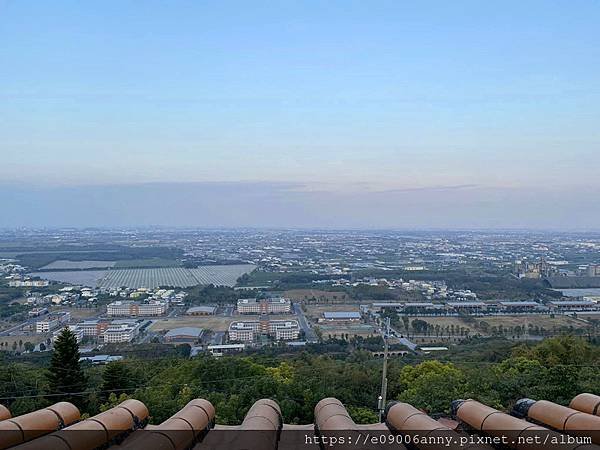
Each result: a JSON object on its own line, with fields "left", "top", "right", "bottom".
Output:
{"left": 1, "top": 1, "right": 599, "bottom": 228}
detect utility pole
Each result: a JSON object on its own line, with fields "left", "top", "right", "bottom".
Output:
{"left": 378, "top": 317, "right": 390, "bottom": 422}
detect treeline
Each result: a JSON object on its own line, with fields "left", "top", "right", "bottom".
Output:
{"left": 1, "top": 334, "right": 599, "bottom": 426}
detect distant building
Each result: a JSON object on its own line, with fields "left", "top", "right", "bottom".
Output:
{"left": 164, "top": 327, "right": 204, "bottom": 344}
{"left": 28, "top": 307, "right": 48, "bottom": 318}
{"left": 35, "top": 311, "right": 70, "bottom": 333}
{"left": 79, "top": 355, "right": 123, "bottom": 365}
{"left": 371, "top": 302, "right": 405, "bottom": 312}
{"left": 237, "top": 297, "right": 291, "bottom": 314}
{"left": 321, "top": 311, "right": 361, "bottom": 322}
{"left": 587, "top": 264, "right": 600, "bottom": 277}
{"left": 548, "top": 300, "right": 599, "bottom": 312}
{"left": 228, "top": 317, "right": 300, "bottom": 342}
{"left": 9, "top": 279, "right": 49, "bottom": 287}
{"left": 79, "top": 320, "right": 110, "bottom": 338}
{"left": 207, "top": 344, "right": 244, "bottom": 356}
{"left": 446, "top": 302, "right": 487, "bottom": 312}
{"left": 402, "top": 302, "right": 444, "bottom": 314}
{"left": 101, "top": 321, "right": 140, "bottom": 343}
{"left": 186, "top": 306, "right": 217, "bottom": 316}
{"left": 107, "top": 300, "right": 167, "bottom": 317}
{"left": 498, "top": 301, "right": 542, "bottom": 312}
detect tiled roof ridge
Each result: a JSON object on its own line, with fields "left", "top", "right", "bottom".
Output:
{"left": 0, "top": 393, "right": 599, "bottom": 449}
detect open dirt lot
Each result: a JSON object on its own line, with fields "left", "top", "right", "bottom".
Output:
{"left": 150, "top": 314, "right": 298, "bottom": 332}
{"left": 51, "top": 306, "right": 103, "bottom": 320}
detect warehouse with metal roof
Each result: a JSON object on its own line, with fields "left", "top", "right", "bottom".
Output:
{"left": 164, "top": 327, "right": 204, "bottom": 343}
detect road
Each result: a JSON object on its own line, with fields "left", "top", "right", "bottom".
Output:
{"left": 0, "top": 314, "right": 42, "bottom": 336}
{"left": 293, "top": 303, "right": 318, "bottom": 342}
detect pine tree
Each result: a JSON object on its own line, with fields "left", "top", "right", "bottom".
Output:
{"left": 46, "top": 328, "right": 87, "bottom": 406}
{"left": 100, "top": 361, "right": 131, "bottom": 401}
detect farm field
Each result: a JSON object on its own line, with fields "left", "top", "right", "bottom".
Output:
{"left": 39, "top": 260, "right": 116, "bottom": 270}
{"left": 29, "top": 265, "right": 256, "bottom": 288}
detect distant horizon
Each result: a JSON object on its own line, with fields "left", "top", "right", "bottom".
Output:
{"left": 2, "top": 2, "right": 599, "bottom": 230}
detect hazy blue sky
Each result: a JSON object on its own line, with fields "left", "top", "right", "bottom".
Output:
{"left": 1, "top": 1, "right": 599, "bottom": 228}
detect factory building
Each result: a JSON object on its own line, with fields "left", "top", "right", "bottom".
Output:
{"left": 498, "top": 301, "right": 543, "bottom": 312}
{"left": 548, "top": 300, "right": 599, "bottom": 311}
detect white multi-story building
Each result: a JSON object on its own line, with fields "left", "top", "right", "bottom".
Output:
{"left": 107, "top": 301, "right": 132, "bottom": 316}
{"left": 101, "top": 321, "right": 140, "bottom": 343}
{"left": 35, "top": 311, "right": 71, "bottom": 333}
{"left": 228, "top": 318, "right": 300, "bottom": 342}
{"left": 237, "top": 297, "right": 291, "bottom": 314}
{"left": 228, "top": 321, "right": 258, "bottom": 342}
{"left": 79, "top": 320, "right": 110, "bottom": 337}
{"left": 270, "top": 320, "right": 300, "bottom": 340}
{"left": 107, "top": 300, "right": 167, "bottom": 317}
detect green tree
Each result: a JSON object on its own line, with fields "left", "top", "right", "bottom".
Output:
{"left": 101, "top": 361, "right": 132, "bottom": 401}
{"left": 46, "top": 328, "right": 87, "bottom": 407}
{"left": 23, "top": 342, "right": 34, "bottom": 352}
{"left": 395, "top": 361, "right": 466, "bottom": 414}
{"left": 347, "top": 406, "right": 378, "bottom": 424}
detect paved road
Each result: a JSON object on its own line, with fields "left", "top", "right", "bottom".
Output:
{"left": 293, "top": 303, "right": 318, "bottom": 342}
{"left": 0, "top": 315, "right": 41, "bottom": 336}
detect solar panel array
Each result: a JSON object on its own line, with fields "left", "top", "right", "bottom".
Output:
{"left": 95, "top": 264, "right": 256, "bottom": 288}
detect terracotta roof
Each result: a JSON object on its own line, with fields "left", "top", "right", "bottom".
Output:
{"left": 1, "top": 393, "right": 599, "bottom": 449}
